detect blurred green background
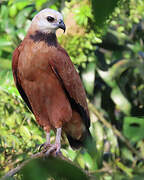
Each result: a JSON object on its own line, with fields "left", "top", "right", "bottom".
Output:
{"left": 1, "top": 0, "right": 144, "bottom": 179}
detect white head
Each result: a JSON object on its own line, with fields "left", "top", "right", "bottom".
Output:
{"left": 31, "top": 8, "right": 66, "bottom": 33}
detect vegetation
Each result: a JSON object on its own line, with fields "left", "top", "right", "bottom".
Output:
{"left": 0, "top": 0, "right": 144, "bottom": 179}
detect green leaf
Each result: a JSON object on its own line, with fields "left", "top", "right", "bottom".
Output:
{"left": 121, "top": 147, "right": 134, "bottom": 162}
{"left": 1, "top": 47, "right": 13, "bottom": 53}
{"left": 97, "top": 69, "right": 117, "bottom": 88}
{"left": 83, "top": 151, "right": 94, "bottom": 170}
{"left": 21, "top": 157, "right": 89, "bottom": 180}
{"left": 106, "top": 128, "right": 119, "bottom": 156}
{"left": 16, "top": 29, "right": 26, "bottom": 40}
{"left": 5, "top": 114, "right": 17, "bottom": 128}
{"left": 109, "top": 59, "right": 131, "bottom": 79}
{"left": 36, "top": 0, "right": 47, "bottom": 10}
{"left": 123, "top": 117, "right": 144, "bottom": 142}
{"left": 115, "top": 160, "right": 133, "bottom": 177}
{"left": 15, "top": 0, "right": 29, "bottom": 10}
{"left": 16, "top": 13, "right": 26, "bottom": 28}
{"left": 0, "top": 59, "right": 11, "bottom": 70}
{"left": 0, "top": 71, "right": 12, "bottom": 85}
{"left": 9, "top": 4, "right": 18, "bottom": 18}
{"left": 92, "top": 0, "right": 121, "bottom": 28}
{"left": 0, "top": 5, "right": 8, "bottom": 19}
{"left": 82, "top": 62, "right": 96, "bottom": 95}
{"left": 16, "top": 7, "right": 33, "bottom": 28}
{"left": 74, "top": 4, "right": 92, "bottom": 26}
{"left": 20, "top": 126, "right": 31, "bottom": 139}
{"left": 92, "top": 121, "right": 104, "bottom": 168}
{"left": 0, "top": 39, "right": 12, "bottom": 47}
{"left": 111, "top": 86, "right": 131, "bottom": 114}
{"left": 76, "top": 153, "right": 85, "bottom": 169}
{"left": 65, "top": 148, "right": 77, "bottom": 161}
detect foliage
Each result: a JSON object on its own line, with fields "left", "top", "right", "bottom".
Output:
{"left": 0, "top": 0, "right": 144, "bottom": 179}
{"left": 21, "top": 157, "right": 89, "bottom": 180}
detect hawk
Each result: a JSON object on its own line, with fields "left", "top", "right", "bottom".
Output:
{"left": 12, "top": 9, "right": 91, "bottom": 154}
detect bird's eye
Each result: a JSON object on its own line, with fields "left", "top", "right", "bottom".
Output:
{"left": 47, "top": 16, "right": 55, "bottom": 22}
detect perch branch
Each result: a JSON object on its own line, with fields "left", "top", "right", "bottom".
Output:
{"left": 1, "top": 150, "right": 73, "bottom": 180}
{"left": 1, "top": 152, "right": 43, "bottom": 180}
{"left": 88, "top": 100, "right": 144, "bottom": 160}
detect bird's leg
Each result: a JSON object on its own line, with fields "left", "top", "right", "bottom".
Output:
{"left": 55, "top": 127, "right": 62, "bottom": 154}
{"left": 39, "top": 132, "right": 51, "bottom": 151}
{"left": 46, "top": 132, "right": 51, "bottom": 145}
{"left": 45, "top": 127, "right": 62, "bottom": 156}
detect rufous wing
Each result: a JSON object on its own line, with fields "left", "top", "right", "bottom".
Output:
{"left": 49, "top": 47, "right": 90, "bottom": 132}
{"left": 12, "top": 45, "right": 33, "bottom": 113}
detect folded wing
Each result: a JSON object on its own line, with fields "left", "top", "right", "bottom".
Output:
{"left": 12, "top": 45, "right": 33, "bottom": 113}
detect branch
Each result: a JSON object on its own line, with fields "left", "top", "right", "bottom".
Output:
{"left": 1, "top": 150, "right": 71, "bottom": 180}
{"left": 88, "top": 100, "right": 144, "bottom": 160}
{"left": 1, "top": 148, "right": 91, "bottom": 180}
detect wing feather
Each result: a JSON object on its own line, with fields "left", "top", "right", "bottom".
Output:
{"left": 12, "top": 46, "right": 33, "bottom": 113}
{"left": 49, "top": 47, "right": 90, "bottom": 129}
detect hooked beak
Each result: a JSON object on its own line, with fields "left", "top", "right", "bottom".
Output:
{"left": 58, "top": 20, "right": 66, "bottom": 33}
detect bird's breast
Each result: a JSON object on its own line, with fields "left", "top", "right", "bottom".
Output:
{"left": 18, "top": 41, "right": 53, "bottom": 81}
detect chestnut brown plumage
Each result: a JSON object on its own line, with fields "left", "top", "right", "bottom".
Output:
{"left": 12, "top": 9, "right": 91, "bottom": 154}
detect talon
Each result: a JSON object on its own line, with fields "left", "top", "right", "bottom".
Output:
{"left": 55, "top": 142, "right": 61, "bottom": 156}
{"left": 39, "top": 143, "right": 45, "bottom": 152}
{"left": 39, "top": 132, "right": 51, "bottom": 152}
{"left": 43, "top": 128, "right": 62, "bottom": 156}
{"left": 39, "top": 143, "right": 51, "bottom": 152}
{"left": 45, "top": 143, "right": 61, "bottom": 156}
{"left": 55, "top": 149, "right": 62, "bottom": 156}
{"left": 45, "top": 145, "right": 57, "bottom": 156}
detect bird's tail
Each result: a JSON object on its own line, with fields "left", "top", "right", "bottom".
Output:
{"left": 66, "top": 128, "right": 92, "bottom": 149}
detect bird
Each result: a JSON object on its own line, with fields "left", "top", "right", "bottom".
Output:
{"left": 12, "top": 8, "right": 91, "bottom": 155}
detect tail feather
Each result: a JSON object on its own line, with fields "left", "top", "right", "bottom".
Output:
{"left": 66, "top": 128, "right": 92, "bottom": 149}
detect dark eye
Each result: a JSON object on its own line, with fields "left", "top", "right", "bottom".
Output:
{"left": 47, "top": 16, "right": 55, "bottom": 22}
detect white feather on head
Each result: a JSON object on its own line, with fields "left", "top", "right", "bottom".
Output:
{"left": 31, "top": 8, "right": 64, "bottom": 33}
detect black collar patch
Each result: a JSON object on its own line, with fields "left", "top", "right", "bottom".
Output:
{"left": 30, "top": 31, "right": 57, "bottom": 46}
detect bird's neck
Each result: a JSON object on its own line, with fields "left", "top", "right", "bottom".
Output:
{"left": 29, "top": 30, "right": 58, "bottom": 47}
